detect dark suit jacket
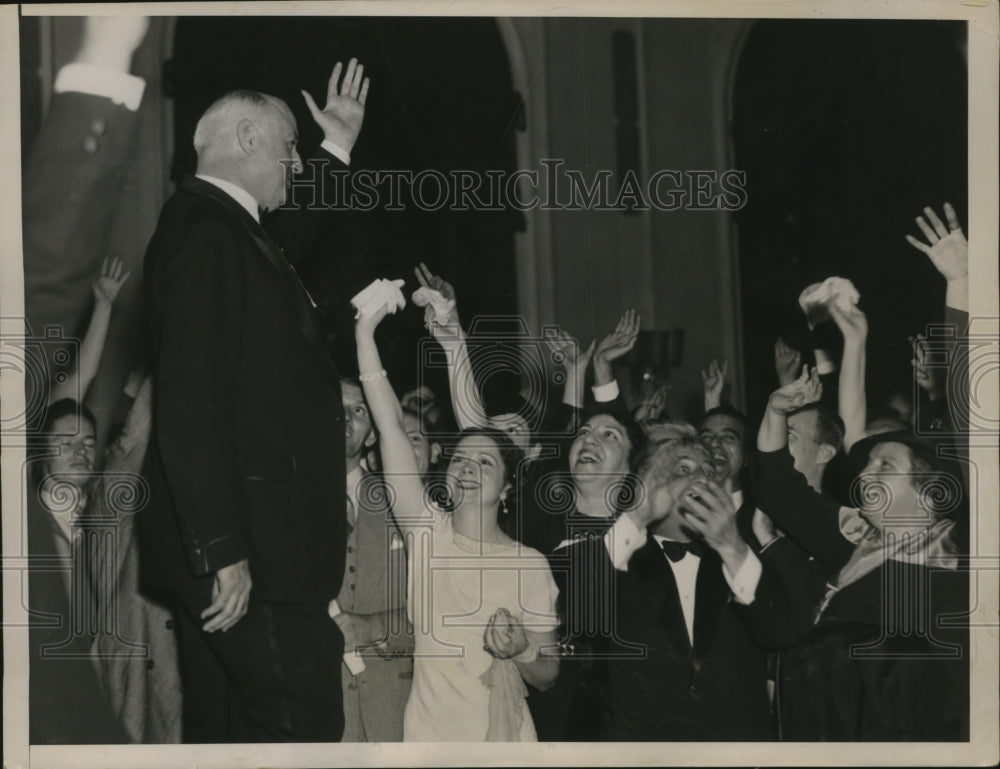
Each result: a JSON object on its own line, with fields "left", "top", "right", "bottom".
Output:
{"left": 549, "top": 528, "right": 794, "bottom": 741}
{"left": 139, "top": 169, "right": 346, "bottom": 604}
{"left": 603, "top": 537, "right": 793, "bottom": 741}
{"left": 777, "top": 561, "right": 969, "bottom": 741}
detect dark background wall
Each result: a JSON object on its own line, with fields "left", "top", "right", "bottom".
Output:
{"left": 21, "top": 15, "right": 968, "bottom": 436}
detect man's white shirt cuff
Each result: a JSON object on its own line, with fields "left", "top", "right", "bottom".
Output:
{"left": 53, "top": 63, "right": 145, "bottom": 111}
{"left": 592, "top": 380, "right": 619, "bottom": 403}
{"left": 604, "top": 513, "right": 646, "bottom": 571}
{"left": 321, "top": 139, "right": 351, "bottom": 166}
{"left": 723, "top": 549, "right": 762, "bottom": 605}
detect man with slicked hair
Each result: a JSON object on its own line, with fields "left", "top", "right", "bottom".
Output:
{"left": 140, "top": 61, "right": 370, "bottom": 742}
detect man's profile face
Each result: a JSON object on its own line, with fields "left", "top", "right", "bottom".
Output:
{"left": 787, "top": 408, "right": 823, "bottom": 476}
{"left": 343, "top": 383, "right": 375, "bottom": 460}
{"left": 256, "top": 100, "right": 302, "bottom": 212}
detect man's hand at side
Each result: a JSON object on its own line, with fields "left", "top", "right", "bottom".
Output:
{"left": 201, "top": 558, "right": 252, "bottom": 632}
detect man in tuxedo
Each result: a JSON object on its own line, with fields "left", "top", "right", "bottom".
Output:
{"left": 586, "top": 436, "right": 794, "bottom": 740}
{"left": 139, "top": 61, "right": 370, "bottom": 742}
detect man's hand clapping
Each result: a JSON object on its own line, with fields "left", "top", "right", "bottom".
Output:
{"left": 593, "top": 309, "right": 641, "bottom": 386}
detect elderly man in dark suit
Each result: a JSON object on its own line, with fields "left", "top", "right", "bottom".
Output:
{"left": 139, "top": 61, "right": 370, "bottom": 742}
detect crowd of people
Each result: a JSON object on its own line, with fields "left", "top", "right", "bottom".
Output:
{"left": 24, "top": 17, "right": 972, "bottom": 746}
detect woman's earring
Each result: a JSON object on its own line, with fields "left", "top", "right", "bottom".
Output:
{"left": 500, "top": 497, "right": 509, "bottom": 516}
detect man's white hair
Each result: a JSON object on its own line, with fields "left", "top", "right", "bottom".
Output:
{"left": 192, "top": 89, "right": 274, "bottom": 156}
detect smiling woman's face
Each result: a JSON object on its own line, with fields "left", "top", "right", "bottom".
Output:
{"left": 569, "top": 414, "right": 633, "bottom": 482}
{"left": 444, "top": 434, "right": 509, "bottom": 510}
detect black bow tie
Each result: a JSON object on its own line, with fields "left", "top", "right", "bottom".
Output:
{"left": 659, "top": 538, "right": 707, "bottom": 562}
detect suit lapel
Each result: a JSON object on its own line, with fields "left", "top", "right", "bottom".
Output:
{"left": 691, "top": 548, "right": 728, "bottom": 672}
{"left": 180, "top": 176, "right": 339, "bottom": 383}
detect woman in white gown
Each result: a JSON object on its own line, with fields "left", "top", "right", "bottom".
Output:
{"left": 355, "top": 303, "right": 560, "bottom": 741}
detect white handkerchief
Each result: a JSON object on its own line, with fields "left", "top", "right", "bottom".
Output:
{"left": 351, "top": 278, "right": 407, "bottom": 319}
{"left": 798, "top": 276, "right": 860, "bottom": 329}
{"left": 412, "top": 286, "right": 456, "bottom": 324}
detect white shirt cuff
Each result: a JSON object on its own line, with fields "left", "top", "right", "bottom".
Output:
{"left": 592, "top": 380, "right": 619, "bottom": 403}
{"left": 814, "top": 348, "right": 836, "bottom": 375}
{"left": 722, "top": 548, "right": 763, "bottom": 605}
{"left": 53, "top": 63, "right": 145, "bottom": 111}
{"left": 945, "top": 278, "right": 969, "bottom": 313}
{"left": 321, "top": 138, "right": 352, "bottom": 166}
{"left": 603, "top": 513, "right": 647, "bottom": 571}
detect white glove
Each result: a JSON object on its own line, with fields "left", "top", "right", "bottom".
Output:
{"left": 351, "top": 278, "right": 407, "bottom": 319}
{"left": 798, "top": 277, "right": 860, "bottom": 330}
{"left": 412, "top": 286, "right": 457, "bottom": 327}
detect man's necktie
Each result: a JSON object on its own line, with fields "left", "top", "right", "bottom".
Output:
{"left": 660, "top": 538, "right": 707, "bottom": 563}
{"left": 345, "top": 495, "right": 355, "bottom": 536}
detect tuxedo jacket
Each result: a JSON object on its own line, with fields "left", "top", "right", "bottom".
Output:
{"left": 139, "top": 167, "right": 347, "bottom": 604}
{"left": 600, "top": 536, "right": 794, "bottom": 741}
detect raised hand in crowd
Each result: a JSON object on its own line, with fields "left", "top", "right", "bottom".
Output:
{"left": 546, "top": 326, "right": 595, "bottom": 410}
{"left": 906, "top": 203, "right": 968, "bottom": 280}
{"left": 92, "top": 255, "right": 131, "bottom": 306}
{"left": 701, "top": 358, "right": 728, "bottom": 411}
{"left": 774, "top": 337, "right": 802, "bottom": 387}
{"left": 634, "top": 383, "right": 668, "bottom": 423}
{"left": 828, "top": 302, "right": 868, "bottom": 450}
{"left": 906, "top": 202, "right": 968, "bottom": 313}
{"left": 593, "top": 308, "right": 641, "bottom": 387}
{"left": 413, "top": 263, "right": 491, "bottom": 430}
{"left": 302, "top": 58, "right": 371, "bottom": 154}
{"left": 758, "top": 364, "right": 822, "bottom": 454}
{"left": 414, "top": 261, "right": 460, "bottom": 336}
{"left": 769, "top": 364, "right": 823, "bottom": 415}
{"left": 354, "top": 302, "right": 428, "bottom": 514}
{"left": 49, "top": 256, "right": 132, "bottom": 405}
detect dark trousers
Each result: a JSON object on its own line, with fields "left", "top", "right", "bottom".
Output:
{"left": 174, "top": 594, "right": 344, "bottom": 742}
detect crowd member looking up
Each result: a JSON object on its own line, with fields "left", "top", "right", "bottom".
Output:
{"left": 754, "top": 204, "right": 970, "bottom": 740}
{"left": 354, "top": 295, "right": 559, "bottom": 742}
